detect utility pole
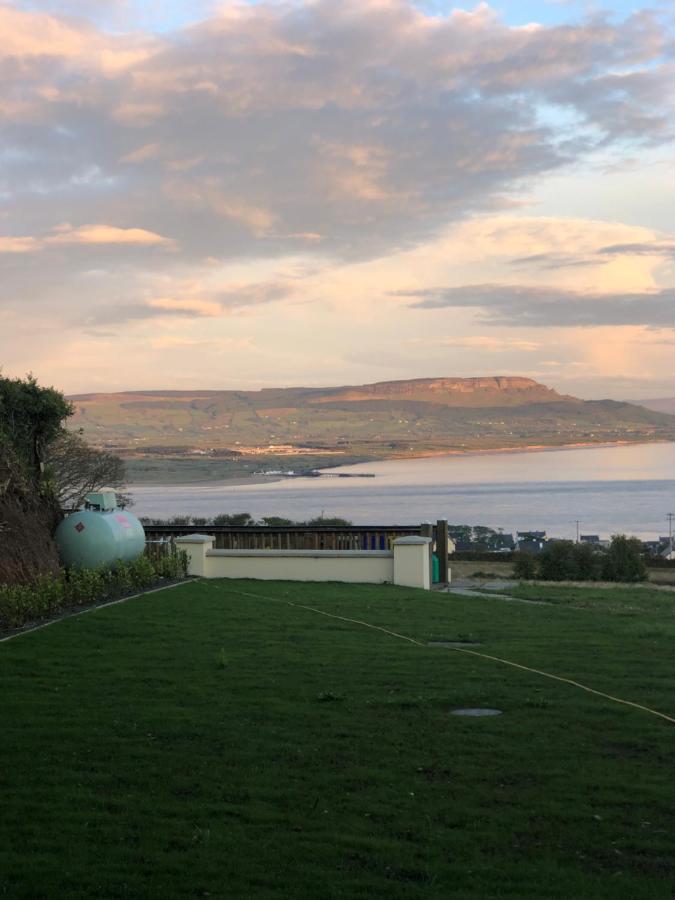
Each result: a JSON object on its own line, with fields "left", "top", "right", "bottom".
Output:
{"left": 668, "top": 513, "right": 674, "bottom": 556}
{"left": 575, "top": 520, "right": 580, "bottom": 544}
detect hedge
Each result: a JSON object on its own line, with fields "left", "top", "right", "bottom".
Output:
{"left": 0, "top": 550, "right": 189, "bottom": 632}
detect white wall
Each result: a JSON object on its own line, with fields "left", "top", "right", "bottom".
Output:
{"left": 204, "top": 549, "right": 393, "bottom": 583}
{"left": 176, "top": 534, "right": 432, "bottom": 589}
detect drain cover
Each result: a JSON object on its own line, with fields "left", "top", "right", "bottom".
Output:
{"left": 451, "top": 708, "right": 503, "bottom": 717}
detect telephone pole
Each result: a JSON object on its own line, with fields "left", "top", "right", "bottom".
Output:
{"left": 575, "top": 520, "right": 580, "bottom": 543}
{"left": 668, "top": 513, "right": 674, "bottom": 556}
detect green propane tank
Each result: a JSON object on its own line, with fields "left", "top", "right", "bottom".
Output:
{"left": 55, "top": 490, "right": 145, "bottom": 570}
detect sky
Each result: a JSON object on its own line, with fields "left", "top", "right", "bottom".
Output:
{"left": 1, "top": 0, "right": 674, "bottom": 399}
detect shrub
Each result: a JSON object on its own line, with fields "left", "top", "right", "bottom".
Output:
{"left": 153, "top": 548, "right": 189, "bottom": 580}
{"left": 538, "top": 541, "right": 583, "bottom": 581}
{"left": 129, "top": 554, "right": 156, "bottom": 590}
{"left": 513, "top": 552, "right": 538, "bottom": 580}
{"left": 573, "top": 542, "right": 603, "bottom": 581}
{"left": 212, "top": 513, "right": 253, "bottom": 526}
{"left": 0, "top": 548, "right": 189, "bottom": 632}
{"left": 602, "top": 535, "right": 647, "bottom": 583}
{"left": 104, "top": 561, "right": 133, "bottom": 596}
{"left": 65, "top": 567, "right": 106, "bottom": 606}
{"left": 305, "top": 516, "right": 353, "bottom": 527}
{"left": 535, "top": 540, "right": 605, "bottom": 582}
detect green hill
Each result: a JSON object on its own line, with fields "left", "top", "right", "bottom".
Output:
{"left": 68, "top": 377, "right": 675, "bottom": 473}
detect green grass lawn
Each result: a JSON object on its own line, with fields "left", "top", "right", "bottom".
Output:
{"left": 1, "top": 580, "right": 673, "bottom": 899}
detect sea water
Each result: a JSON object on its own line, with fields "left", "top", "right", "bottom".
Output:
{"left": 128, "top": 441, "right": 675, "bottom": 540}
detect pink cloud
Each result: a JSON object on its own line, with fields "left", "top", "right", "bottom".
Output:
{"left": 46, "top": 224, "right": 175, "bottom": 247}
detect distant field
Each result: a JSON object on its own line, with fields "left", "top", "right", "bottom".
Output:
{"left": 124, "top": 453, "right": 368, "bottom": 484}
{"left": 69, "top": 378, "right": 675, "bottom": 458}
{"left": 646, "top": 567, "right": 675, "bottom": 586}
{"left": 1, "top": 580, "right": 673, "bottom": 898}
{"left": 450, "top": 560, "right": 515, "bottom": 580}
{"left": 454, "top": 560, "right": 675, "bottom": 588}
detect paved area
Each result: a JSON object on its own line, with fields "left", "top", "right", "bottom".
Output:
{"left": 444, "top": 579, "right": 550, "bottom": 605}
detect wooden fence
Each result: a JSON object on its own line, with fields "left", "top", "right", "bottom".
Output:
{"left": 143, "top": 520, "right": 453, "bottom": 583}
{"left": 143, "top": 523, "right": 423, "bottom": 552}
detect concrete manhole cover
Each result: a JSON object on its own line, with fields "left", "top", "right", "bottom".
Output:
{"left": 428, "top": 640, "right": 481, "bottom": 648}
{"left": 450, "top": 708, "right": 503, "bottom": 717}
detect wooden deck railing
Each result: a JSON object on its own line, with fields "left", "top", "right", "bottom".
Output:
{"left": 143, "top": 523, "right": 423, "bottom": 552}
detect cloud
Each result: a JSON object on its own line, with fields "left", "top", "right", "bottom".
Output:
{"left": 45, "top": 224, "right": 175, "bottom": 247}
{"left": 509, "top": 238, "right": 675, "bottom": 269}
{"left": 408, "top": 335, "right": 541, "bottom": 352}
{"left": 1, "top": 1, "right": 672, "bottom": 264}
{"left": 148, "top": 335, "right": 254, "bottom": 351}
{"left": 598, "top": 242, "right": 675, "bottom": 258}
{"left": 0, "top": 236, "right": 39, "bottom": 253}
{"left": 509, "top": 252, "right": 600, "bottom": 269}
{"left": 0, "top": 224, "right": 175, "bottom": 255}
{"left": 1, "top": 1, "right": 675, "bottom": 395}
{"left": 409, "top": 283, "right": 675, "bottom": 328}
{"left": 79, "top": 279, "right": 295, "bottom": 326}
{"left": 0, "top": 3, "right": 152, "bottom": 71}
{"left": 147, "top": 297, "right": 222, "bottom": 316}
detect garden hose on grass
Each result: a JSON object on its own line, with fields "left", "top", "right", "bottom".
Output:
{"left": 228, "top": 587, "right": 675, "bottom": 726}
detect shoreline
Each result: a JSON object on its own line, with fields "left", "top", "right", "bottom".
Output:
{"left": 125, "top": 438, "right": 672, "bottom": 488}
{"left": 128, "top": 474, "right": 284, "bottom": 488}
{"left": 383, "top": 438, "right": 669, "bottom": 462}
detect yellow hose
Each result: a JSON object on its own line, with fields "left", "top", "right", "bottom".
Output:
{"left": 228, "top": 587, "right": 675, "bottom": 726}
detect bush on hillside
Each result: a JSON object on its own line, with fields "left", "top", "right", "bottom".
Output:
{"left": 514, "top": 535, "right": 646, "bottom": 583}
{"left": 602, "top": 535, "right": 647, "bottom": 583}
{"left": 538, "top": 540, "right": 603, "bottom": 582}
{"left": 212, "top": 513, "right": 254, "bottom": 526}
{"left": 513, "top": 552, "right": 538, "bottom": 579}
{"left": 0, "top": 549, "right": 189, "bottom": 632}
{"left": 0, "top": 378, "right": 71, "bottom": 584}
{"left": 0, "top": 374, "right": 72, "bottom": 479}
{"left": 141, "top": 513, "right": 355, "bottom": 527}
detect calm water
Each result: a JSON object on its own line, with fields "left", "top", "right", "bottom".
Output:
{"left": 129, "top": 442, "right": 675, "bottom": 540}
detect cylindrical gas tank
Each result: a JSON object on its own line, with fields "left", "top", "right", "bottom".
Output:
{"left": 55, "top": 509, "right": 146, "bottom": 570}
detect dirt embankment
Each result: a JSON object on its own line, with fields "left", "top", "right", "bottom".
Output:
{"left": 0, "top": 462, "right": 61, "bottom": 585}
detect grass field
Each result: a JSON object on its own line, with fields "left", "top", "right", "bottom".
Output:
{"left": 1, "top": 580, "right": 673, "bottom": 898}
{"left": 123, "top": 454, "right": 369, "bottom": 485}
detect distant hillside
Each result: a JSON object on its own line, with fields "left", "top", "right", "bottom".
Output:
{"left": 639, "top": 397, "right": 675, "bottom": 415}
{"left": 308, "top": 376, "right": 572, "bottom": 407}
{"left": 68, "top": 376, "right": 675, "bottom": 460}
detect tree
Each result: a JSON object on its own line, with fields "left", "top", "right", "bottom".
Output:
{"left": 537, "top": 540, "right": 604, "bottom": 582}
{"left": 46, "top": 430, "right": 127, "bottom": 510}
{"left": 513, "top": 552, "right": 538, "bottom": 580}
{"left": 305, "top": 516, "right": 353, "bottom": 526}
{"left": 602, "top": 535, "right": 647, "bottom": 582}
{"left": 0, "top": 373, "right": 72, "bottom": 481}
{"left": 0, "top": 374, "right": 73, "bottom": 584}
{"left": 213, "top": 513, "right": 253, "bottom": 526}
{"left": 574, "top": 541, "right": 603, "bottom": 581}
{"left": 538, "top": 541, "right": 581, "bottom": 581}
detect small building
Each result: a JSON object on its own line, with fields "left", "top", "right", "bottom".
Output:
{"left": 489, "top": 533, "right": 515, "bottom": 552}
{"left": 517, "top": 530, "right": 546, "bottom": 541}
{"left": 643, "top": 540, "right": 662, "bottom": 556}
{"left": 580, "top": 534, "right": 601, "bottom": 544}
{"left": 517, "top": 538, "right": 546, "bottom": 555}
{"left": 453, "top": 539, "right": 475, "bottom": 553}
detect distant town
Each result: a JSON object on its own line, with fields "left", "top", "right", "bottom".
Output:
{"left": 137, "top": 514, "right": 675, "bottom": 561}
{"left": 444, "top": 528, "right": 675, "bottom": 560}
